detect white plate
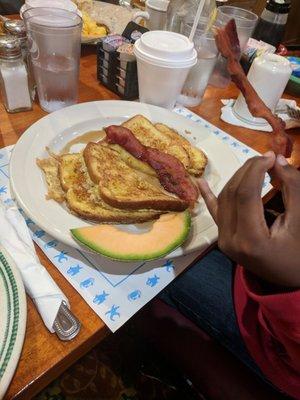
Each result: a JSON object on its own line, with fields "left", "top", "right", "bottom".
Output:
{"left": 10, "top": 100, "right": 242, "bottom": 259}
{"left": 0, "top": 247, "right": 26, "bottom": 399}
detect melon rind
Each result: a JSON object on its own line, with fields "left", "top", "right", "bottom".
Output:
{"left": 71, "top": 211, "right": 191, "bottom": 261}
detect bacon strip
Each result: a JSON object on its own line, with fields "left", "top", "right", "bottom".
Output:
{"left": 105, "top": 125, "right": 199, "bottom": 204}
{"left": 215, "top": 19, "right": 293, "bottom": 157}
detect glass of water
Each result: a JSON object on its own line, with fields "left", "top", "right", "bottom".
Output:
{"left": 23, "top": 8, "right": 82, "bottom": 113}
{"left": 177, "top": 23, "right": 218, "bottom": 107}
{"left": 209, "top": 6, "right": 258, "bottom": 88}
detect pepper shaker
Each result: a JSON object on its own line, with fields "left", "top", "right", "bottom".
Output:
{"left": 0, "top": 36, "right": 32, "bottom": 113}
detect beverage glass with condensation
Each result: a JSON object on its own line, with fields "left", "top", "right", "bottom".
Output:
{"left": 23, "top": 8, "right": 82, "bottom": 113}
{"left": 209, "top": 6, "right": 258, "bottom": 88}
{"left": 177, "top": 23, "right": 218, "bottom": 107}
{"left": 134, "top": 31, "right": 197, "bottom": 109}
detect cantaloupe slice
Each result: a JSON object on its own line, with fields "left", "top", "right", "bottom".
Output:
{"left": 71, "top": 211, "right": 191, "bottom": 261}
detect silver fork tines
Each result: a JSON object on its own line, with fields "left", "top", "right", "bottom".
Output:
{"left": 287, "top": 105, "right": 300, "bottom": 120}
{"left": 53, "top": 301, "right": 81, "bottom": 341}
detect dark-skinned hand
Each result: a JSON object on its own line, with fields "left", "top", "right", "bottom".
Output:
{"left": 198, "top": 152, "right": 300, "bottom": 287}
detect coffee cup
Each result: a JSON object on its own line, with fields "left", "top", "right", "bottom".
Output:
{"left": 134, "top": 30, "right": 197, "bottom": 109}
{"left": 133, "top": 0, "right": 169, "bottom": 31}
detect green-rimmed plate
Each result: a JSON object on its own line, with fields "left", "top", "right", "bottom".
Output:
{"left": 0, "top": 247, "right": 26, "bottom": 399}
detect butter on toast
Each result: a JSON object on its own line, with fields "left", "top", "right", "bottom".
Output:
{"left": 60, "top": 153, "right": 162, "bottom": 223}
{"left": 37, "top": 157, "right": 65, "bottom": 203}
{"left": 155, "top": 123, "right": 208, "bottom": 177}
{"left": 122, "top": 115, "right": 190, "bottom": 170}
{"left": 83, "top": 142, "right": 189, "bottom": 211}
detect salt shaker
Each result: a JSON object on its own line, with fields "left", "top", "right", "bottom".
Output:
{"left": 233, "top": 53, "right": 292, "bottom": 126}
{"left": 4, "top": 20, "right": 28, "bottom": 59}
{"left": 0, "top": 36, "right": 32, "bottom": 113}
{"left": 4, "top": 19, "right": 36, "bottom": 100}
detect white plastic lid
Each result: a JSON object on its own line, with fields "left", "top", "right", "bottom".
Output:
{"left": 134, "top": 31, "right": 197, "bottom": 68}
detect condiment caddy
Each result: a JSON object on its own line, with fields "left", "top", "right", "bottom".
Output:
{"left": 97, "top": 22, "right": 148, "bottom": 99}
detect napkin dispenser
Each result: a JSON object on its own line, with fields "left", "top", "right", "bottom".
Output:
{"left": 97, "top": 22, "right": 148, "bottom": 99}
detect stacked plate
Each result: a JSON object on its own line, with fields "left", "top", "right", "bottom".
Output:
{"left": 0, "top": 247, "right": 26, "bottom": 399}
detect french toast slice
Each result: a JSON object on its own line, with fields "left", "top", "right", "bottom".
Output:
{"left": 61, "top": 153, "right": 163, "bottom": 223}
{"left": 155, "top": 123, "right": 208, "bottom": 177}
{"left": 37, "top": 157, "right": 65, "bottom": 203}
{"left": 59, "top": 153, "right": 81, "bottom": 191}
{"left": 104, "top": 143, "right": 156, "bottom": 177}
{"left": 122, "top": 115, "right": 190, "bottom": 170}
{"left": 83, "top": 142, "right": 189, "bottom": 211}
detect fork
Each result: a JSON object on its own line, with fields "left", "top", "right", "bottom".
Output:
{"left": 285, "top": 105, "right": 300, "bottom": 129}
{"left": 275, "top": 105, "right": 300, "bottom": 129}
{"left": 287, "top": 105, "right": 300, "bottom": 120}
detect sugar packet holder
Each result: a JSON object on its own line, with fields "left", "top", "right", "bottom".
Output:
{"left": 96, "top": 22, "right": 148, "bottom": 99}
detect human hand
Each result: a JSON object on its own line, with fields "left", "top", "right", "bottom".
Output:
{"left": 198, "top": 152, "right": 300, "bottom": 287}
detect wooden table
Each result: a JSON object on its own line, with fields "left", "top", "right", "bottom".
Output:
{"left": 3, "top": 46, "right": 300, "bottom": 400}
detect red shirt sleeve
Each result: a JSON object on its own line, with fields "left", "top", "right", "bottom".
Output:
{"left": 234, "top": 266, "right": 300, "bottom": 398}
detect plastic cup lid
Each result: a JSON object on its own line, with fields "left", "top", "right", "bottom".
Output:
{"left": 134, "top": 31, "right": 197, "bottom": 68}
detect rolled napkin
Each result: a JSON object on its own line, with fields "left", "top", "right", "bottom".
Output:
{"left": 0, "top": 203, "right": 69, "bottom": 333}
{"left": 221, "top": 98, "right": 300, "bottom": 132}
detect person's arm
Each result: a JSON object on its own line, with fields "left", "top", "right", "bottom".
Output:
{"left": 198, "top": 152, "right": 300, "bottom": 287}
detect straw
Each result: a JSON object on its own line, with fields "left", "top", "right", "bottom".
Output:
{"left": 189, "top": 0, "right": 206, "bottom": 42}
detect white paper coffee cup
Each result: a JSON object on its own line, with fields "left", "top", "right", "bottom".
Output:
{"left": 134, "top": 31, "right": 197, "bottom": 109}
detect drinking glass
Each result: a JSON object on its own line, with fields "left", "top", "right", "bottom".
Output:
{"left": 23, "top": 8, "right": 82, "bottom": 113}
{"left": 209, "top": 5, "right": 258, "bottom": 88}
{"left": 177, "top": 23, "right": 218, "bottom": 107}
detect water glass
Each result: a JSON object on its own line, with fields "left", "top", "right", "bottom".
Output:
{"left": 177, "top": 24, "right": 218, "bottom": 107}
{"left": 23, "top": 8, "right": 82, "bottom": 113}
{"left": 209, "top": 5, "right": 258, "bottom": 88}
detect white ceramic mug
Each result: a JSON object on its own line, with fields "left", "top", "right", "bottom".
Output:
{"left": 133, "top": 0, "right": 169, "bottom": 30}
{"left": 233, "top": 54, "right": 292, "bottom": 126}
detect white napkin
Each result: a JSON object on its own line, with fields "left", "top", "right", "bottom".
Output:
{"left": 221, "top": 98, "right": 300, "bottom": 131}
{"left": 0, "top": 203, "right": 69, "bottom": 333}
